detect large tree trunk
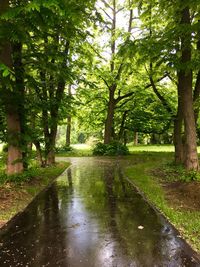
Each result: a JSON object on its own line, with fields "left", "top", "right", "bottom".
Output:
{"left": 174, "top": 110, "right": 184, "bottom": 164}
{"left": 181, "top": 73, "right": 199, "bottom": 170}
{"left": 174, "top": 74, "right": 184, "bottom": 164}
{"left": 12, "top": 42, "right": 27, "bottom": 169}
{"left": 6, "top": 112, "right": 23, "bottom": 174}
{"left": 47, "top": 149, "right": 56, "bottom": 165}
{"left": 104, "top": 89, "right": 115, "bottom": 144}
{"left": 179, "top": 7, "right": 199, "bottom": 170}
{"left": 0, "top": 0, "right": 23, "bottom": 175}
{"left": 193, "top": 21, "right": 200, "bottom": 124}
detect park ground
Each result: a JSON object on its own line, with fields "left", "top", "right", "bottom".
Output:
{"left": 0, "top": 144, "right": 200, "bottom": 253}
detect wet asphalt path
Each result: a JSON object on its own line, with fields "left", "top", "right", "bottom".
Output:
{"left": 0, "top": 157, "right": 200, "bottom": 267}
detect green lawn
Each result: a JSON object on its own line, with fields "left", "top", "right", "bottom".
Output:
{"left": 128, "top": 144, "right": 175, "bottom": 152}
{"left": 57, "top": 144, "right": 93, "bottom": 157}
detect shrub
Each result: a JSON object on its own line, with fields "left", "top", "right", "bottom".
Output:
{"left": 93, "top": 142, "right": 107, "bottom": 155}
{"left": 93, "top": 141, "right": 129, "bottom": 156}
{"left": 55, "top": 145, "right": 73, "bottom": 153}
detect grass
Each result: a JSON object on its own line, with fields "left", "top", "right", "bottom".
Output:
{"left": 128, "top": 144, "right": 175, "bottom": 152}
{"left": 56, "top": 144, "right": 93, "bottom": 157}
{"left": 124, "top": 154, "right": 200, "bottom": 253}
{"left": 0, "top": 161, "right": 70, "bottom": 225}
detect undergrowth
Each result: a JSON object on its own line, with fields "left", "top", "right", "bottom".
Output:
{"left": 0, "top": 162, "right": 70, "bottom": 185}
{"left": 162, "top": 162, "right": 200, "bottom": 182}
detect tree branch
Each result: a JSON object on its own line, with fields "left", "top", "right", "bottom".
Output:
{"left": 115, "top": 91, "right": 134, "bottom": 104}
{"left": 99, "top": 7, "right": 113, "bottom": 20}
{"left": 116, "top": 96, "right": 134, "bottom": 109}
{"left": 116, "top": 7, "right": 124, "bottom": 14}
{"left": 149, "top": 75, "right": 173, "bottom": 115}
{"left": 102, "top": 0, "right": 114, "bottom": 11}
{"left": 100, "top": 76, "right": 110, "bottom": 89}
{"left": 115, "top": 62, "right": 124, "bottom": 81}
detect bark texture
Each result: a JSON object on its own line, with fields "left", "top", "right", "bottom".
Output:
{"left": 179, "top": 7, "right": 199, "bottom": 170}
{"left": 6, "top": 112, "right": 23, "bottom": 174}
{"left": 104, "top": 88, "right": 115, "bottom": 144}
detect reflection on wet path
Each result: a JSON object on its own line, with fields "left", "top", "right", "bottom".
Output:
{"left": 0, "top": 157, "right": 200, "bottom": 267}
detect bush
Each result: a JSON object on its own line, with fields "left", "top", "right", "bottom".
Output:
{"left": 55, "top": 145, "right": 73, "bottom": 153}
{"left": 93, "top": 142, "right": 107, "bottom": 155}
{"left": 93, "top": 141, "right": 129, "bottom": 156}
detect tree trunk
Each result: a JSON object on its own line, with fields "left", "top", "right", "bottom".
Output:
{"left": 13, "top": 42, "right": 27, "bottom": 169}
{"left": 133, "top": 132, "right": 138, "bottom": 145}
{"left": 34, "top": 141, "right": 45, "bottom": 167}
{"left": 174, "top": 73, "right": 184, "bottom": 164}
{"left": 118, "top": 110, "right": 128, "bottom": 141}
{"left": 104, "top": 89, "right": 115, "bottom": 144}
{"left": 6, "top": 112, "right": 23, "bottom": 174}
{"left": 104, "top": 0, "right": 116, "bottom": 145}
{"left": 66, "top": 85, "right": 72, "bottom": 146}
{"left": 47, "top": 149, "right": 55, "bottom": 165}
{"left": 66, "top": 116, "right": 71, "bottom": 146}
{"left": 179, "top": 7, "right": 199, "bottom": 170}
{"left": 123, "top": 130, "right": 127, "bottom": 146}
{"left": 181, "top": 73, "right": 199, "bottom": 170}
{"left": 194, "top": 71, "right": 200, "bottom": 124}
{"left": 46, "top": 130, "right": 57, "bottom": 165}
{"left": 174, "top": 110, "right": 184, "bottom": 164}
{"left": 193, "top": 20, "right": 200, "bottom": 124}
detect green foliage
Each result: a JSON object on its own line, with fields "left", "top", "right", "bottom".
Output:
{"left": 93, "top": 141, "right": 129, "bottom": 156}
{"left": 0, "top": 168, "right": 39, "bottom": 184}
{"left": 163, "top": 162, "right": 200, "bottom": 182}
{"left": 92, "top": 142, "right": 106, "bottom": 155}
{"left": 55, "top": 145, "right": 73, "bottom": 153}
{"left": 0, "top": 162, "right": 69, "bottom": 185}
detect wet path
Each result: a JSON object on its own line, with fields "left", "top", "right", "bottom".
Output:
{"left": 0, "top": 157, "right": 200, "bottom": 267}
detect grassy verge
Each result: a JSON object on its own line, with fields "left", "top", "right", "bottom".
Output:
{"left": 124, "top": 153, "right": 200, "bottom": 253}
{"left": 0, "top": 162, "right": 70, "bottom": 226}
{"left": 128, "top": 144, "right": 175, "bottom": 153}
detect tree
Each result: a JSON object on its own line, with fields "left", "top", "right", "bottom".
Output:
{"left": 0, "top": 0, "right": 96, "bottom": 172}
{"left": 131, "top": 0, "right": 200, "bottom": 170}
{"left": 0, "top": 0, "right": 24, "bottom": 174}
